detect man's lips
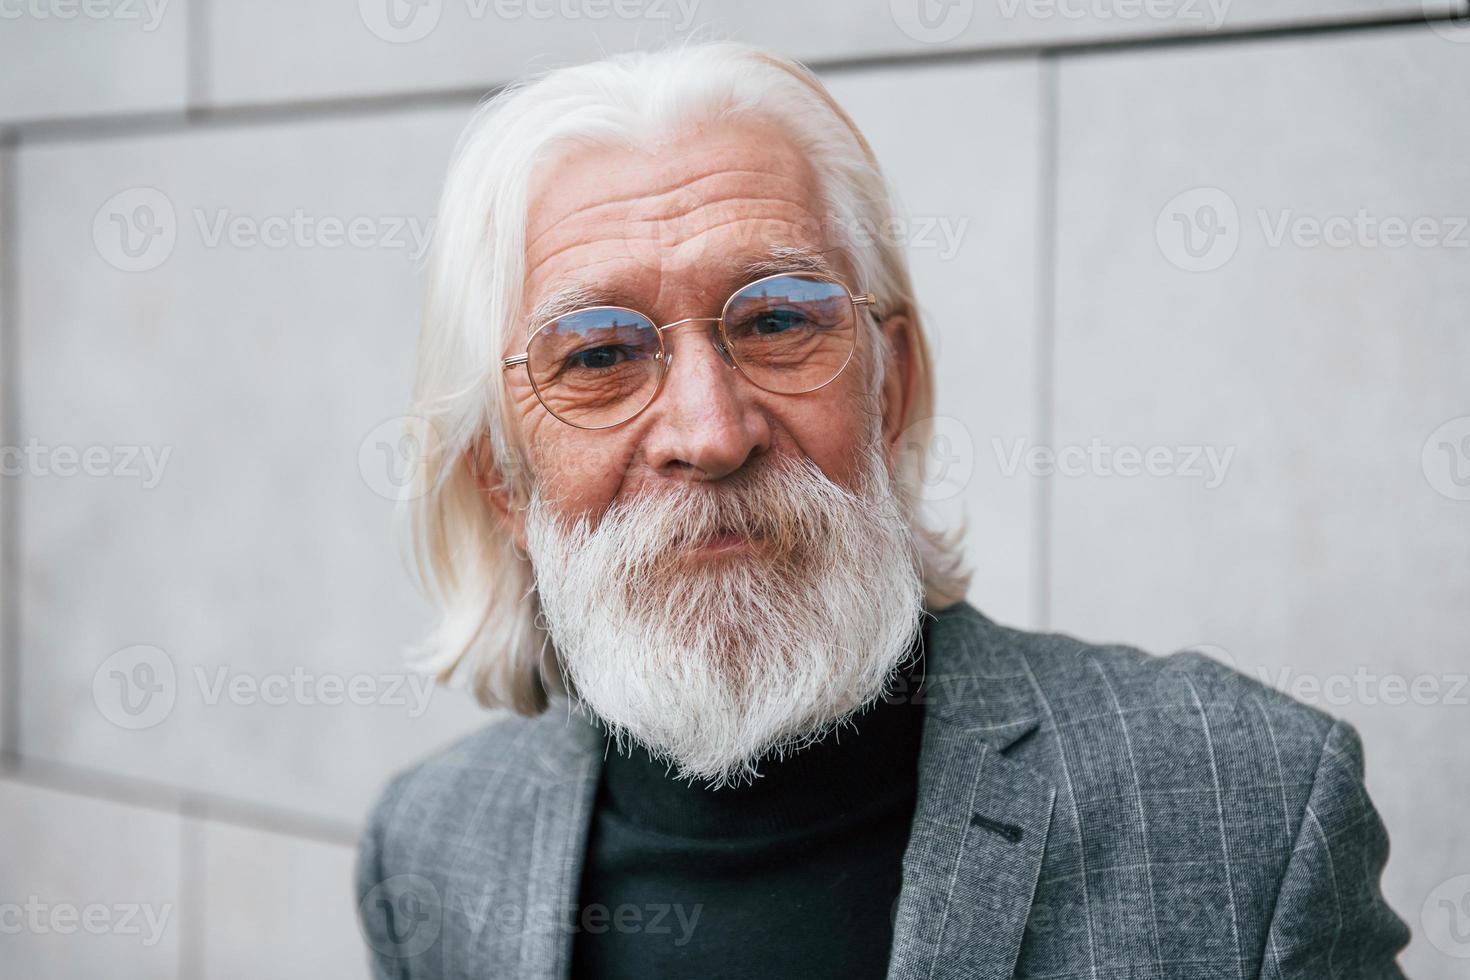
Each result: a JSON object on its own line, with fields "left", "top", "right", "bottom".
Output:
{"left": 689, "top": 528, "right": 764, "bottom": 555}
{"left": 704, "top": 531, "right": 750, "bottom": 549}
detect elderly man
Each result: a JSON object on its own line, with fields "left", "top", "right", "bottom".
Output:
{"left": 355, "top": 43, "right": 1409, "bottom": 980}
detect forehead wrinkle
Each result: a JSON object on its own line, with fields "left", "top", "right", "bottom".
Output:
{"left": 528, "top": 166, "right": 811, "bottom": 253}
{"left": 526, "top": 174, "right": 815, "bottom": 271}
{"left": 613, "top": 168, "right": 814, "bottom": 228}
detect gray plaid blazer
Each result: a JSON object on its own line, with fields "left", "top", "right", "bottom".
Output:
{"left": 355, "top": 600, "right": 1411, "bottom": 979}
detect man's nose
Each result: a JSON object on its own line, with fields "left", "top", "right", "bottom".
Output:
{"left": 642, "top": 319, "right": 771, "bottom": 482}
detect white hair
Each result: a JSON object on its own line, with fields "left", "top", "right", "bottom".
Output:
{"left": 403, "top": 41, "right": 971, "bottom": 714}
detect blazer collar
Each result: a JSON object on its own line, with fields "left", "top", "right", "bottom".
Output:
{"left": 492, "top": 600, "right": 1055, "bottom": 980}
{"left": 883, "top": 600, "right": 1056, "bottom": 980}
{"left": 918, "top": 600, "right": 1042, "bottom": 749}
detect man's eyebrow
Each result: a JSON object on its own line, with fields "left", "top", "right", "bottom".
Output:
{"left": 526, "top": 281, "right": 608, "bottom": 330}
{"left": 734, "top": 245, "right": 841, "bottom": 283}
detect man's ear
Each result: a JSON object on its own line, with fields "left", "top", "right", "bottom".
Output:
{"left": 877, "top": 310, "right": 918, "bottom": 452}
{"left": 468, "top": 436, "right": 528, "bottom": 553}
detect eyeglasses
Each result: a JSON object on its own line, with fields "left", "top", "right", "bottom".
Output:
{"left": 502, "top": 271, "right": 876, "bottom": 429}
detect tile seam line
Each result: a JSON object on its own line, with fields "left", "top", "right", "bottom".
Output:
{"left": 1, "top": 761, "right": 361, "bottom": 846}
{"left": 1032, "top": 53, "right": 1059, "bottom": 632}
{"left": 0, "top": 126, "right": 19, "bottom": 761}
{"left": 5, "top": 10, "right": 1463, "bottom": 144}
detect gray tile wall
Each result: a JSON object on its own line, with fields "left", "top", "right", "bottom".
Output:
{"left": 0, "top": 0, "right": 190, "bottom": 124}
{"left": 1047, "top": 26, "right": 1470, "bottom": 980}
{"left": 3, "top": 3, "right": 1467, "bottom": 977}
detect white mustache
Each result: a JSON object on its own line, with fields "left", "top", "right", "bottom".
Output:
{"left": 536, "top": 450, "right": 856, "bottom": 590}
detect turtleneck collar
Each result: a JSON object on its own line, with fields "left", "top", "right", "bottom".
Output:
{"left": 589, "top": 616, "right": 931, "bottom": 840}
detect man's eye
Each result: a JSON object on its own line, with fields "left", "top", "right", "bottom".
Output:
{"left": 746, "top": 309, "right": 811, "bottom": 335}
{"left": 566, "top": 346, "right": 629, "bottom": 371}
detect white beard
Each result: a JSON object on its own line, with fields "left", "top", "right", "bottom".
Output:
{"left": 524, "top": 424, "right": 926, "bottom": 788}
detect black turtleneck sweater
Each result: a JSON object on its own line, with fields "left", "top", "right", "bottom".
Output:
{"left": 568, "top": 622, "right": 930, "bottom": 980}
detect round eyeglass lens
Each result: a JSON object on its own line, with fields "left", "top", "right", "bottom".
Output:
{"left": 721, "top": 274, "right": 857, "bottom": 394}
{"left": 526, "top": 307, "right": 663, "bottom": 427}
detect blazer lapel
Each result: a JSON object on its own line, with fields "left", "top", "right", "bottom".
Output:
{"left": 517, "top": 706, "right": 606, "bottom": 980}
{"left": 886, "top": 603, "right": 1057, "bottom": 980}
{"left": 451, "top": 704, "right": 604, "bottom": 980}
